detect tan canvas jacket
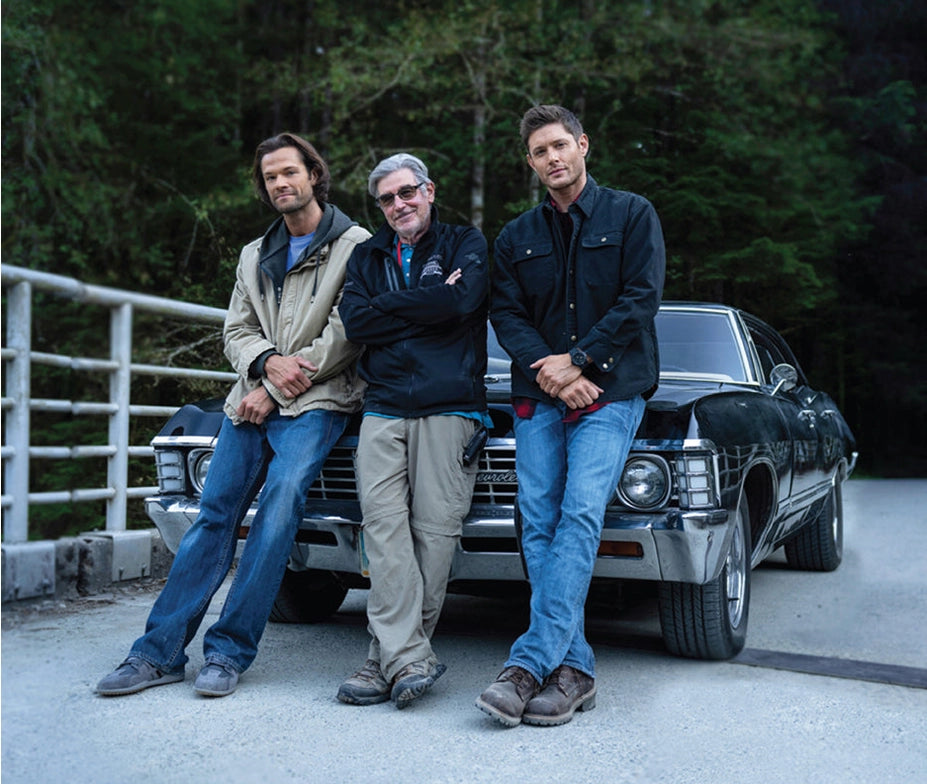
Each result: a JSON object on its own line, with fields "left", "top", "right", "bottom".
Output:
{"left": 222, "top": 207, "right": 370, "bottom": 424}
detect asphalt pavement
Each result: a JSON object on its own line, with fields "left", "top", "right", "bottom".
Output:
{"left": 2, "top": 479, "right": 926, "bottom": 784}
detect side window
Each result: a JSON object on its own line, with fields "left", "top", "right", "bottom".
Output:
{"left": 749, "top": 329, "right": 788, "bottom": 384}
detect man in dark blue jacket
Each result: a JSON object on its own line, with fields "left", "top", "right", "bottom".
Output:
{"left": 476, "top": 105, "right": 666, "bottom": 727}
{"left": 338, "top": 153, "right": 490, "bottom": 709}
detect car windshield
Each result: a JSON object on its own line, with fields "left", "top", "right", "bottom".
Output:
{"left": 486, "top": 326, "right": 511, "bottom": 376}
{"left": 656, "top": 310, "right": 748, "bottom": 381}
{"left": 486, "top": 308, "right": 751, "bottom": 383}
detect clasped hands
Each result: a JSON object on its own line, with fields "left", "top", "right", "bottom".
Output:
{"left": 530, "top": 353, "right": 603, "bottom": 410}
{"left": 236, "top": 353, "right": 318, "bottom": 424}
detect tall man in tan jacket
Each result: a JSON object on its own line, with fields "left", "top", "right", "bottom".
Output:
{"left": 97, "top": 133, "right": 370, "bottom": 698}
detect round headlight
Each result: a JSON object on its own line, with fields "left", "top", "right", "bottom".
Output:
{"left": 617, "top": 455, "right": 671, "bottom": 510}
{"left": 188, "top": 449, "right": 213, "bottom": 494}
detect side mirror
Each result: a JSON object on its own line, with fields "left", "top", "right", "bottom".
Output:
{"left": 770, "top": 363, "right": 798, "bottom": 394}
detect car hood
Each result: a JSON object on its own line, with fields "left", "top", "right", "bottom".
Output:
{"left": 484, "top": 370, "right": 752, "bottom": 439}
{"left": 647, "top": 378, "right": 739, "bottom": 409}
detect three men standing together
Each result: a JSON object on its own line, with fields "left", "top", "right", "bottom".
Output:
{"left": 97, "top": 104, "right": 665, "bottom": 729}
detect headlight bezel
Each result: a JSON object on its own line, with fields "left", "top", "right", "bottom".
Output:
{"left": 187, "top": 448, "right": 214, "bottom": 495}
{"left": 616, "top": 454, "right": 672, "bottom": 510}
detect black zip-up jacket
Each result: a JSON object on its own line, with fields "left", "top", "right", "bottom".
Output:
{"left": 491, "top": 175, "right": 666, "bottom": 403}
{"left": 340, "top": 209, "right": 489, "bottom": 417}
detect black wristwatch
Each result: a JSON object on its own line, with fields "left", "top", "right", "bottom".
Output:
{"left": 570, "top": 347, "right": 590, "bottom": 368}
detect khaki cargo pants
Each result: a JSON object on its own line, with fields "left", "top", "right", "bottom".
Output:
{"left": 356, "top": 414, "right": 479, "bottom": 682}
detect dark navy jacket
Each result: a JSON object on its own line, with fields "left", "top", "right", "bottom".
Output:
{"left": 490, "top": 175, "right": 665, "bottom": 402}
{"left": 340, "top": 210, "right": 489, "bottom": 417}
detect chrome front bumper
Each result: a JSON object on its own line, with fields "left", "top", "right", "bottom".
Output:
{"left": 146, "top": 496, "right": 732, "bottom": 587}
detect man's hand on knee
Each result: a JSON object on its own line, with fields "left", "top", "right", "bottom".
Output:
{"left": 236, "top": 387, "right": 276, "bottom": 424}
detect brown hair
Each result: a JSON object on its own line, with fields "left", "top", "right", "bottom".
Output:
{"left": 251, "top": 133, "right": 331, "bottom": 206}
{"left": 519, "top": 105, "right": 584, "bottom": 149}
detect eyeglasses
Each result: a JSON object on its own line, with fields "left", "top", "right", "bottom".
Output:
{"left": 375, "top": 182, "right": 424, "bottom": 208}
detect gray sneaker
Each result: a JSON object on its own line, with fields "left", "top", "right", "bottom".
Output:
{"left": 194, "top": 662, "right": 239, "bottom": 697}
{"left": 337, "top": 659, "right": 390, "bottom": 705}
{"left": 390, "top": 660, "right": 447, "bottom": 708}
{"left": 96, "top": 656, "right": 184, "bottom": 696}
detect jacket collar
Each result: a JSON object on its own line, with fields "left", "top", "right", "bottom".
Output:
{"left": 256, "top": 202, "right": 357, "bottom": 298}
{"left": 260, "top": 204, "right": 336, "bottom": 266}
{"left": 541, "top": 174, "right": 599, "bottom": 219}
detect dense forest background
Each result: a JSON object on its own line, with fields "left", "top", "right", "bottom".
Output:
{"left": 2, "top": 0, "right": 925, "bottom": 536}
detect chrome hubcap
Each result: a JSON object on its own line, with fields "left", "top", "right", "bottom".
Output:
{"left": 725, "top": 512, "right": 747, "bottom": 628}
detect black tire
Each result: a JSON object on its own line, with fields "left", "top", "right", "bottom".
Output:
{"left": 269, "top": 568, "right": 348, "bottom": 624}
{"left": 658, "top": 494, "right": 752, "bottom": 660}
{"left": 784, "top": 476, "right": 843, "bottom": 571}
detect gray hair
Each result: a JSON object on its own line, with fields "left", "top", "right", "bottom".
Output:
{"left": 367, "top": 153, "right": 432, "bottom": 198}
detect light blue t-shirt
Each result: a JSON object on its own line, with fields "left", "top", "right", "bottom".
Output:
{"left": 287, "top": 232, "right": 316, "bottom": 272}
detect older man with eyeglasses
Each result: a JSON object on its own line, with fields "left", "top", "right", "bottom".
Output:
{"left": 337, "top": 153, "right": 490, "bottom": 709}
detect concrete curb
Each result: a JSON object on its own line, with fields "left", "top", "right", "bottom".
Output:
{"left": 1, "top": 528, "right": 174, "bottom": 604}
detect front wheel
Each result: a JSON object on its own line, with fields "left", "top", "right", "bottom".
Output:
{"left": 269, "top": 568, "right": 348, "bottom": 624}
{"left": 784, "top": 476, "right": 843, "bottom": 571}
{"left": 658, "top": 494, "right": 752, "bottom": 660}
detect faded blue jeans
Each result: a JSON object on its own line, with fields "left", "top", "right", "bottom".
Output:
{"left": 130, "top": 408, "right": 347, "bottom": 674}
{"left": 505, "top": 396, "right": 646, "bottom": 683}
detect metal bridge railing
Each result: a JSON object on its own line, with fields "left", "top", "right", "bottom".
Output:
{"left": 2, "top": 264, "right": 235, "bottom": 599}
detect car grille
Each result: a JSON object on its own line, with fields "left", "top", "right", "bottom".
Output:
{"left": 304, "top": 441, "right": 518, "bottom": 505}
{"left": 471, "top": 443, "right": 518, "bottom": 504}
{"left": 304, "top": 445, "right": 357, "bottom": 501}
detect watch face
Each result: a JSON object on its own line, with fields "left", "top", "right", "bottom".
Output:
{"left": 571, "top": 348, "right": 586, "bottom": 367}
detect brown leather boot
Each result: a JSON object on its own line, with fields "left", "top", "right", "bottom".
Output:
{"left": 522, "top": 665, "right": 596, "bottom": 726}
{"left": 475, "top": 666, "right": 540, "bottom": 727}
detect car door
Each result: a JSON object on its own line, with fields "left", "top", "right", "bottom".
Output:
{"left": 747, "top": 322, "right": 826, "bottom": 505}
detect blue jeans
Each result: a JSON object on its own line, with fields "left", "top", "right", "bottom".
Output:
{"left": 130, "top": 409, "right": 347, "bottom": 674}
{"left": 505, "top": 396, "right": 646, "bottom": 682}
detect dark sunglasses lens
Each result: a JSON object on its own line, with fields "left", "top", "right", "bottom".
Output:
{"left": 376, "top": 184, "right": 419, "bottom": 207}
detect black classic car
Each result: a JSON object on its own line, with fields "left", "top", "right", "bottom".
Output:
{"left": 146, "top": 302, "right": 857, "bottom": 660}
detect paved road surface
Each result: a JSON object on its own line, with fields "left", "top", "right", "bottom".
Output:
{"left": 2, "top": 479, "right": 926, "bottom": 783}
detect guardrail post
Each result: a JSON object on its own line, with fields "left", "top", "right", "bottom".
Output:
{"left": 106, "top": 302, "right": 132, "bottom": 533}
{"left": 1, "top": 264, "right": 233, "bottom": 600}
{"left": 3, "top": 282, "right": 31, "bottom": 544}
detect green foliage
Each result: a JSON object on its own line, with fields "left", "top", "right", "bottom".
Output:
{"left": 2, "top": 0, "right": 249, "bottom": 300}
{"left": 4, "top": 0, "right": 872, "bottom": 322}
{"left": 2, "top": 0, "right": 924, "bottom": 542}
